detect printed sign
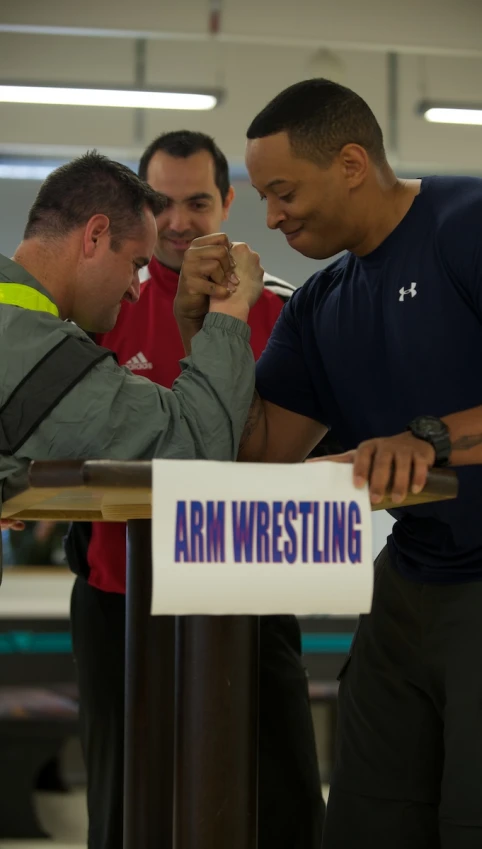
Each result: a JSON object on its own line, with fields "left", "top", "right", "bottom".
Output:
{"left": 151, "top": 460, "right": 373, "bottom": 615}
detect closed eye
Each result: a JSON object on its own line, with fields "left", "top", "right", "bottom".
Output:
{"left": 259, "top": 192, "right": 294, "bottom": 203}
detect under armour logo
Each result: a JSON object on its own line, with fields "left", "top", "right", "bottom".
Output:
{"left": 399, "top": 282, "right": 417, "bottom": 302}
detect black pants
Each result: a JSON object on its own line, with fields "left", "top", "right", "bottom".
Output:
{"left": 71, "top": 577, "right": 324, "bottom": 849}
{"left": 323, "top": 546, "right": 482, "bottom": 849}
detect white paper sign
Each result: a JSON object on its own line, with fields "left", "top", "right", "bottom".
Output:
{"left": 151, "top": 460, "right": 373, "bottom": 616}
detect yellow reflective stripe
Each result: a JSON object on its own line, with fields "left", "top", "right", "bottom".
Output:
{"left": 0, "top": 283, "right": 59, "bottom": 317}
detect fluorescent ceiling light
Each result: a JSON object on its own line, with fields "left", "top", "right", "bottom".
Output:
{"left": 419, "top": 101, "right": 482, "bottom": 126}
{"left": 0, "top": 84, "right": 219, "bottom": 110}
{"left": 0, "top": 162, "right": 58, "bottom": 180}
{"left": 0, "top": 157, "right": 250, "bottom": 182}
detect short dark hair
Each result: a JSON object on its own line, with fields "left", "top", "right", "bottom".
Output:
{"left": 138, "top": 130, "right": 231, "bottom": 201}
{"left": 24, "top": 150, "right": 167, "bottom": 249}
{"left": 247, "top": 78, "right": 386, "bottom": 166}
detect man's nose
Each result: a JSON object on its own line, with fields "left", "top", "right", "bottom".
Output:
{"left": 167, "top": 205, "right": 191, "bottom": 233}
{"left": 125, "top": 277, "right": 141, "bottom": 304}
{"left": 266, "top": 198, "right": 286, "bottom": 230}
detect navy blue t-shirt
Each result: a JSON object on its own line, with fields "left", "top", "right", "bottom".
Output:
{"left": 256, "top": 176, "right": 482, "bottom": 583}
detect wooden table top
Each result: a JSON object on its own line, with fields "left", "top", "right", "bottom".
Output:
{"left": 0, "top": 460, "right": 459, "bottom": 523}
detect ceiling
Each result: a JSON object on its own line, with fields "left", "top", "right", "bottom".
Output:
{"left": 1, "top": 0, "right": 482, "bottom": 174}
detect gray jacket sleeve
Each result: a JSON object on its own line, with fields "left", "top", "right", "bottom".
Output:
{"left": 19, "top": 313, "right": 254, "bottom": 464}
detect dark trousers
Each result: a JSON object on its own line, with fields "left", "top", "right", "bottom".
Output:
{"left": 323, "top": 546, "right": 482, "bottom": 849}
{"left": 71, "top": 577, "right": 324, "bottom": 849}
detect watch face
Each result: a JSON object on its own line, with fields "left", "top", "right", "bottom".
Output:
{"left": 412, "top": 416, "right": 447, "bottom": 437}
{"left": 409, "top": 416, "right": 451, "bottom": 467}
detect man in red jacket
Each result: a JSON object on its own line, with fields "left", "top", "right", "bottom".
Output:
{"left": 66, "top": 131, "right": 324, "bottom": 849}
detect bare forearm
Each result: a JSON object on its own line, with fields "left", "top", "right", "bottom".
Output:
{"left": 237, "top": 394, "right": 326, "bottom": 463}
{"left": 208, "top": 295, "right": 250, "bottom": 324}
{"left": 177, "top": 297, "right": 250, "bottom": 356}
{"left": 444, "top": 405, "right": 482, "bottom": 465}
{"left": 177, "top": 316, "right": 203, "bottom": 356}
{"left": 238, "top": 390, "right": 268, "bottom": 461}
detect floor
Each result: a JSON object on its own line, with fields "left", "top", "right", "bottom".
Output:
{"left": 0, "top": 786, "right": 330, "bottom": 848}
{"left": 0, "top": 789, "right": 88, "bottom": 849}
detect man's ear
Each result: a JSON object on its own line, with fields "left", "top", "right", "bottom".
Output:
{"left": 222, "top": 186, "right": 236, "bottom": 222}
{"left": 338, "top": 144, "right": 369, "bottom": 190}
{"left": 82, "top": 214, "right": 111, "bottom": 257}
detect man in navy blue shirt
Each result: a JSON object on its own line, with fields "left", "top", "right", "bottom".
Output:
{"left": 238, "top": 78, "right": 482, "bottom": 848}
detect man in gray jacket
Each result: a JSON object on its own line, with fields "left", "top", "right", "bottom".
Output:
{"left": 0, "top": 151, "right": 263, "bottom": 521}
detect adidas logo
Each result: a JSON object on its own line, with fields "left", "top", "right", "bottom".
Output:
{"left": 124, "top": 351, "right": 153, "bottom": 371}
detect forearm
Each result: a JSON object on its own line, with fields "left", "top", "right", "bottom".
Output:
{"left": 176, "top": 316, "right": 204, "bottom": 357}
{"left": 237, "top": 394, "right": 325, "bottom": 463}
{"left": 23, "top": 314, "right": 255, "bottom": 467}
{"left": 237, "top": 390, "right": 269, "bottom": 462}
{"left": 444, "top": 405, "right": 482, "bottom": 465}
{"left": 208, "top": 293, "right": 249, "bottom": 324}
{"left": 171, "top": 312, "right": 254, "bottom": 460}
{"left": 176, "top": 296, "right": 250, "bottom": 356}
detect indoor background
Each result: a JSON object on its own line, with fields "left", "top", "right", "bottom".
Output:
{"left": 0, "top": 0, "right": 480, "bottom": 846}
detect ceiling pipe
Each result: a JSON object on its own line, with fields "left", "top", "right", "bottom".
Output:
{"left": 387, "top": 52, "right": 400, "bottom": 164}
{"left": 1, "top": 24, "right": 482, "bottom": 59}
{"left": 133, "top": 39, "right": 146, "bottom": 144}
{"left": 208, "top": 0, "right": 223, "bottom": 35}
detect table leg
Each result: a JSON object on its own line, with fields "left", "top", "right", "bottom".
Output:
{"left": 124, "top": 519, "right": 175, "bottom": 849}
{"left": 174, "top": 615, "right": 259, "bottom": 849}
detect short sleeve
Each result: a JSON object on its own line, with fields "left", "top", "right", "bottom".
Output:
{"left": 255, "top": 280, "right": 329, "bottom": 426}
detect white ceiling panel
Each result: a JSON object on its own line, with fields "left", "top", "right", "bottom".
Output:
{"left": 223, "top": 0, "right": 482, "bottom": 56}
{"left": 1, "top": 0, "right": 482, "bottom": 172}
{"left": 0, "top": 0, "right": 209, "bottom": 35}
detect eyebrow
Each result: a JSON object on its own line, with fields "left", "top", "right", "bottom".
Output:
{"left": 186, "top": 192, "right": 214, "bottom": 202}
{"left": 164, "top": 192, "right": 214, "bottom": 203}
{"left": 265, "top": 179, "right": 290, "bottom": 189}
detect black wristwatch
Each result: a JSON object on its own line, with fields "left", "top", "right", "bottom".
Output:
{"left": 407, "top": 415, "right": 451, "bottom": 467}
